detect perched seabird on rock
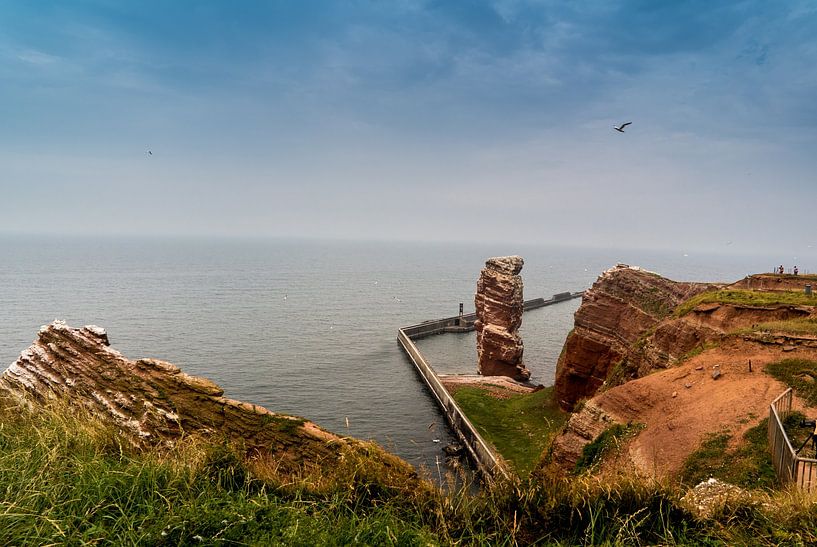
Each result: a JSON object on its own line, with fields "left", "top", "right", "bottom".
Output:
{"left": 613, "top": 122, "right": 632, "bottom": 133}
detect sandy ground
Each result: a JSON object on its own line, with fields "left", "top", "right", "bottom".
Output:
{"left": 592, "top": 337, "right": 817, "bottom": 477}
{"left": 439, "top": 374, "right": 539, "bottom": 399}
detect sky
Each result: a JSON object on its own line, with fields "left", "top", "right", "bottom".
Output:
{"left": 0, "top": 0, "right": 815, "bottom": 254}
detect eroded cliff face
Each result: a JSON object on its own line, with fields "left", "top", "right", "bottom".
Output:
{"left": 0, "top": 321, "right": 414, "bottom": 477}
{"left": 554, "top": 264, "right": 711, "bottom": 410}
{"left": 474, "top": 256, "right": 530, "bottom": 381}
{"left": 548, "top": 266, "right": 817, "bottom": 477}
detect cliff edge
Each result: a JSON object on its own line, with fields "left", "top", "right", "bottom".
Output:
{"left": 0, "top": 321, "right": 415, "bottom": 479}
{"left": 554, "top": 264, "right": 710, "bottom": 410}
{"left": 549, "top": 267, "right": 817, "bottom": 478}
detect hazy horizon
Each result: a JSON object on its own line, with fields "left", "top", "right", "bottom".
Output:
{"left": 1, "top": 1, "right": 815, "bottom": 258}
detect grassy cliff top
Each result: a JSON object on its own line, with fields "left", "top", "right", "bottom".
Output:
{"left": 675, "top": 288, "right": 817, "bottom": 316}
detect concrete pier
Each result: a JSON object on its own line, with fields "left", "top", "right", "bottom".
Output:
{"left": 397, "top": 291, "right": 583, "bottom": 480}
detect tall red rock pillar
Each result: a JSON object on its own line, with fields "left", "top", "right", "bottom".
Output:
{"left": 474, "top": 256, "right": 530, "bottom": 381}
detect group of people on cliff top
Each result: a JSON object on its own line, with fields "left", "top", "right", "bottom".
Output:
{"left": 778, "top": 265, "right": 799, "bottom": 275}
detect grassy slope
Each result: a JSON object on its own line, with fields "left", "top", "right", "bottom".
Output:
{"left": 680, "top": 418, "right": 783, "bottom": 489}
{"left": 675, "top": 289, "right": 817, "bottom": 316}
{"left": 6, "top": 391, "right": 817, "bottom": 544}
{"left": 766, "top": 358, "right": 817, "bottom": 405}
{"left": 734, "top": 318, "right": 817, "bottom": 337}
{"left": 451, "top": 386, "right": 567, "bottom": 477}
{"left": 0, "top": 401, "right": 443, "bottom": 545}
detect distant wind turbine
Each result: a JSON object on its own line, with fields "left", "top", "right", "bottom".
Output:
{"left": 613, "top": 122, "right": 632, "bottom": 133}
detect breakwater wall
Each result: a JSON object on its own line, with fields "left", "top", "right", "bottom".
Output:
{"left": 398, "top": 291, "right": 583, "bottom": 480}
{"left": 403, "top": 291, "right": 583, "bottom": 340}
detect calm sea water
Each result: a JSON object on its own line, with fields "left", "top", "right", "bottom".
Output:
{"left": 0, "top": 235, "right": 803, "bottom": 472}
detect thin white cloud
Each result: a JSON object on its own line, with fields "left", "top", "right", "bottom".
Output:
{"left": 15, "top": 48, "right": 60, "bottom": 65}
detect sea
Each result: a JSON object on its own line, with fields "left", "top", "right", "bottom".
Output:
{"left": 0, "top": 235, "right": 807, "bottom": 474}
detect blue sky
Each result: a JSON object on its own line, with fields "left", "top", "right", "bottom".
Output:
{"left": 0, "top": 1, "right": 815, "bottom": 254}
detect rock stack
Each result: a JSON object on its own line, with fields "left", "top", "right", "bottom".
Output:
{"left": 474, "top": 256, "right": 530, "bottom": 381}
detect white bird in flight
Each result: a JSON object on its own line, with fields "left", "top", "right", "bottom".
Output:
{"left": 613, "top": 122, "right": 632, "bottom": 133}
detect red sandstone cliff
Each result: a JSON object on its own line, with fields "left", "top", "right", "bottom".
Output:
{"left": 475, "top": 256, "right": 530, "bottom": 381}
{"left": 548, "top": 267, "right": 817, "bottom": 477}
{"left": 553, "top": 264, "right": 710, "bottom": 410}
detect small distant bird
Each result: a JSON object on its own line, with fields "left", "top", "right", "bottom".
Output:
{"left": 146, "top": 150, "right": 152, "bottom": 156}
{"left": 432, "top": 439, "right": 441, "bottom": 443}
{"left": 613, "top": 122, "right": 632, "bottom": 133}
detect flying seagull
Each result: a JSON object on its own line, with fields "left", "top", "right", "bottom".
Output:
{"left": 613, "top": 122, "right": 632, "bottom": 133}
{"left": 146, "top": 150, "right": 152, "bottom": 156}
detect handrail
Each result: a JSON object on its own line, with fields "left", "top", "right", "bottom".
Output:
{"left": 768, "top": 387, "right": 817, "bottom": 492}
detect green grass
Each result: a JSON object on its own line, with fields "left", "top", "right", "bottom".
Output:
{"left": 679, "top": 415, "right": 789, "bottom": 489}
{"left": 735, "top": 318, "right": 817, "bottom": 337}
{"left": 574, "top": 423, "right": 645, "bottom": 474}
{"left": 765, "top": 358, "right": 817, "bottom": 406}
{"left": 636, "top": 287, "right": 675, "bottom": 319}
{"left": 675, "top": 289, "right": 817, "bottom": 316}
{"left": 451, "top": 386, "right": 567, "bottom": 477}
{"left": 8, "top": 396, "right": 817, "bottom": 544}
{"left": 678, "top": 341, "right": 721, "bottom": 363}
{"left": 773, "top": 273, "right": 817, "bottom": 282}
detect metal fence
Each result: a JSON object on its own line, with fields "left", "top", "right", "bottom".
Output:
{"left": 768, "top": 388, "right": 817, "bottom": 491}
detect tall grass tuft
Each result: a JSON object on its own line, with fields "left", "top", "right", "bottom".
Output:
{"left": 3, "top": 393, "right": 817, "bottom": 544}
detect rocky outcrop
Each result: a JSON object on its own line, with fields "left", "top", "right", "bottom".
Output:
{"left": 548, "top": 400, "right": 621, "bottom": 470}
{"left": 474, "top": 256, "right": 530, "bottom": 381}
{"left": 548, "top": 266, "right": 817, "bottom": 479}
{"left": 0, "top": 321, "right": 414, "bottom": 477}
{"left": 554, "top": 264, "right": 711, "bottom": 410}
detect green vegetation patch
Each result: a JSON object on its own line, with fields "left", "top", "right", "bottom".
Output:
{"left": 635, "top": 286, "right": 675, "bottom": 318}
{"left": 678, "top": 341, "right": 721, "bottom": 363}
{"left": 775, "top": 273, "right": 817, "bottom": 282}
{"left": 679, "top": 415, "right": 793, "bottom": 489}
{"left": 765, "top": 358, "right": 817, "bottom": 406}
{"left": 675, "top": 289, "right": 817, "bottom": 316}
{"left": 8, "top": 398, "right": 817, "bottom": 544}
{"left": 451, "top": 386, "right": 567, "bottom": 477}
{"left": 574, "top": 423, "right": 644, "bottom": 474}
{"left": 735, "top": 318, "right": 817, "bottom": 337}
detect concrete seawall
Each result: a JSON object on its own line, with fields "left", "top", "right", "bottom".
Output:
{"left": 397, "top": 291, "right": 583, "bottom": 480}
